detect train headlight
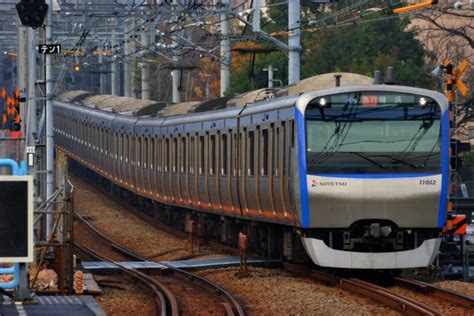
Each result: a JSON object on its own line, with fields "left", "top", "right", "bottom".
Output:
{"left": 418, "top": 97, "right": 427, "bottom": 107}
{"left": 319, "top": 98, "right": 327, "bottom": 107}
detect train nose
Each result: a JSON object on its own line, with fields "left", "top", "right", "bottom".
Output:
{"left": 305, "top": 174, "right": 441, "bottom": 228}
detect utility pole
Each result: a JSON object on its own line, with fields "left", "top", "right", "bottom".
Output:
{"left": 98, "top": 54, "right": 106, "bottom": 94}
{"left": 130, "top": 18, "right": 137, "bottom": 98}
{"left": 140, "top": 22, "right": 150, "bottom": 100}
{"left": 220, "top": 0, "right": 231, "bottom": 97}
{"left": 17, "top": 25, "right": 27, "bottom": 132}
{"left": 124, "top": 18, "right": 132, "bottom": 97}
{"left": 111, "top": 55, "right": 119, "bottom": 96}
{"left": 288, "top": 0, "right": 301, "bottom": 84}
{"left": 26, "top": 27, "right": 36, "bottom": 170}
{"left": 171, "top": 1, "right": 180, "bottom": 103}
{"left": 111, "top": 21, "right": 119, "bottom": 96}
{"left": 45, "top": 0, "right": 54, "bottom": 237}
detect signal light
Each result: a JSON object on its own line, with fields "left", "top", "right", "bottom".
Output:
{"left": 73, "top": 64, "right": 81, "bottom": 72}
{"left": 16, "top": 0, "right": 49, "bottom": 28}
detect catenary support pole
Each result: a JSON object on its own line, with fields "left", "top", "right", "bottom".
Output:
{"left": 124, "top": 19, "right": 131, "bottom": 97}
{"left": 111, "top": 56, "right": 119, "bottom": 96}
{"left": 17, "top": 25, "right": 27, "bottom": 132}
{"left": 220, "top": 0, "right": 231, "bottom": 97}
{"left": 171, "top": 58, "right": 180, "bottom": 103}
{"left": 288, "top": 0, "right": 301, "bottom": 84}
{"left": 99, "top": 54, "right": 106, "bottom": 94}
{"left": 141, "top": 22, "right": 150, "bottom": 100}
{"left": 45, "top": 0, "right": 54, "bottom": 237}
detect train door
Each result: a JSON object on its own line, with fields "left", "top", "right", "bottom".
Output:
{"left": 149, "top": 136, "right": 157, "bottom": 198}
{"left": 238, "top": 127, "right": 248, "bottom": 214}
{"left": 164, "top": 136, "right": 174, "bottom": 202}
{"left": 208, "top": 131, "right": 221, "bottom": 211}
{"left": 219, "top": 130, "right": 233, "bottom": 213}
{"left": 271, "top": 122, "right": 285, "bottom": 216}
{"left": 197, "top": 132, "right": 209, "bottom": 208}
{"left": 135, "top": 135, "right": 142, "bottom": 192}
{"left": 160, "top": 136, "right": 169, "bottom": 201}
{"left": 280, "top": 120, "right": 294, "bottom": 218}
{"left": 123, "top": 132, "right": 129, "bottom": 187}
{"left": 188, "top": 134, "right": 199, "bottom": 206}
{"left": 116, "top": 131, "right": 123, "bottom": 185}
{"left": 244, "top": 126, "right": 260, "bottom": 216}
{"left": 171, "top": 136, "right": 180, "bottom": 203}
{"left": 258, "top": 123, "right": 275, "bottom": 217}
{"left": 84, "top": 122, "right": 89, "bottom": 163}
{"left": 179, "top": 134, "right": 189, "bottom": 204}
{"left": 156, "top": 135, "right": 166, "bottom": 201}
{"left": 103, "top": 127, "right": 109, "bottom": 177}
{"left": 230, "top": 130, "right": 240, "bottom": 213}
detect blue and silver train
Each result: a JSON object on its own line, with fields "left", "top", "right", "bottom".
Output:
{"left": 54, "top": 84, "right": 449, "bottom": 269}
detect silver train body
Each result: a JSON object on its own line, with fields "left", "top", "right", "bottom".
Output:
{"left": 54, "top": 85, "right": 450, "bottom": 269}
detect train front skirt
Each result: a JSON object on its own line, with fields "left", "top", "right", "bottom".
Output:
{"left": 301, "top": 237, "right": 441, "bottom": 269}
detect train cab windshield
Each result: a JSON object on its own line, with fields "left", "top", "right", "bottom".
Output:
{"left": 305, "top": 92, "right": 441, "bottom": 174}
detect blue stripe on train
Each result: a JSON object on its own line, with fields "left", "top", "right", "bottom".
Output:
{"left": 296, "top": 109, "right": 310, "bottom": 228}
{"left": 438, "top": 109, "right": 450, "bottom": 228}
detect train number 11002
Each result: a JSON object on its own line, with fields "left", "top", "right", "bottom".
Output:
{"left": 419, "top": 179, "right": 436, "bottom": 185}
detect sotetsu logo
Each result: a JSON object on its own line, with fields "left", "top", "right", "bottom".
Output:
{"left": 311, "top": 180, "right": 347, "bottom": 187}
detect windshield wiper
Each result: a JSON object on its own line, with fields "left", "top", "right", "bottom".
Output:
{"left": 345, "top": 152, "right": 386, "bottom": 169}
{"left": 377, "top": 154, "right": 425, "bottom": 169}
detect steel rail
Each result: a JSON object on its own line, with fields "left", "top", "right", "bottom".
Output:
{"left": 74, "top": 243, "right": 179, "bottom": 316}
{"left": 283, "top": 264, "right": 441, "bottom": 316}
{"left": 75, "top": 213, "right": 245, "bottom": 316}
{"left": 395, "top": 276, "right": 474, "bottom": 309}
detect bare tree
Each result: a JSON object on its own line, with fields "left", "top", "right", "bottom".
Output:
{"left": 411, "top": 1, "right": 473, "bottom": 86}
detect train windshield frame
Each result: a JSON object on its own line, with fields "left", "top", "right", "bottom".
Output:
{"left": 305, "top": 91, "right": 442, "bottom": 174}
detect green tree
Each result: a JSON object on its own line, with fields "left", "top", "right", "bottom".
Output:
{"left": 229, "top": 1, "right": 436, "bottom": 96}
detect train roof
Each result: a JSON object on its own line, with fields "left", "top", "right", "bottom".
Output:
{"left": 57, "top": 72, "right": 373, "bottom": 118}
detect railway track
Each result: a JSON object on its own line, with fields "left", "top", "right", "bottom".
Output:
{"left": 74, "top": 243, "right": 178, "bottom": 316}
{"left": 394, "top": 276, "right": 474, "bottom": 309}
{"left": 283, "top": 263, "right": 474, "bottom": 316}
{"left": 75, "top": 213, "right": 245, "bottom": 316}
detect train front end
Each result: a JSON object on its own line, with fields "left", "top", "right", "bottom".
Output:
{"left": 295, "top": 85, "right": 449, "bottom": 269}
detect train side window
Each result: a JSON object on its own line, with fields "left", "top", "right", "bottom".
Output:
{"left": 233, "top": 133, "right": 237, "bottom": 176}
{"left": 221, "top": 133, "right": 227, "bottom": 176}
{"left": 199, "top": 135, "right": 204, "bottom": 174}
{"left": 165, "top": 138, "right": 170, "bottom": 172}
{"left": 150, "top": 137, "right": 155, "bottom": 169}
{"left": 181, "top": 136, "right": 186, "bottom": 173}
{"left": 190, "top": 136, "right": 195, "bottom": 174}
{"left": 274, "top": 126, "right": 279, "bottom": 176}
{"left": 282, "top": 121, "right": 287, "bottom": 175}
{"left": 144, "top": 136, "right": 149, "bottom": 168}
{"left": 248, "top": 130, "right": 254, "bottom": 176}
{"left": 119, "top": 133, "right": 123, "bottom": 161}
{"left": 210, "top": 134, "right": 216, "bottom": 175}
{"left": 173, "top": 137, "right": 178, "bottom": 173}
{"left": 137, "top": 136, "right": 141, "bottom": 166}
{"left": 125, "top": 134, "right": 130, "bottom": 163}
{"left": 157, "top": 137, "right": 162, "bottom": 172}
{"left": 262, "top": 128, "right": 269, "bottom": 176}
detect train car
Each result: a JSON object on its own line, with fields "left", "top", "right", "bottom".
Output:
{"left": 54, "top": 84, "right": 449, "bottom": 269}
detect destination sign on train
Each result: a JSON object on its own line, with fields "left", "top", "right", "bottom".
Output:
{"left": 331, "top": 93, "right": 419, "bottom": 107}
